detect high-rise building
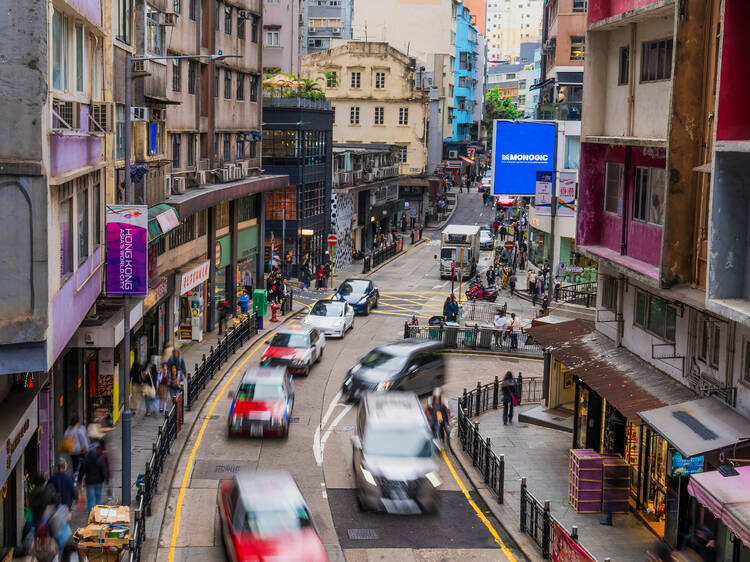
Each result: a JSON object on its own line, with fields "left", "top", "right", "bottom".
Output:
{"left": 486, "top": 0, "right": 543, "bottom": 64}
{"left": 462, "top": 0, "right": 487, "bottom": 34}
{"left": 303, "top": 0, "right": 354, "bottom": 54}
{"left": 263, "top": 0, "right": 304, "bottom": 74}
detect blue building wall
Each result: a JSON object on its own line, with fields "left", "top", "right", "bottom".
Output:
{"left": 445, "top": 2, "right": 478, "bottom": 154}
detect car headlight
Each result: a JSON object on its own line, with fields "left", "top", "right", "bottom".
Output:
{"left": 376, "top": 381, "right": 392, "bottom": 392}
{"left": 343, "top": 375, "right": 352, "bottom": 387}
{"left": 360, "top": 465, "right": 377, "bottom": 487}
{"left": 357, "top": 296, "right": 368, "bottom": 304}
{"left": 425, "top": 471, "right": 442, "bottom": 488}
{"left": 291, "top": 359, "right": 306, "bottom": 367}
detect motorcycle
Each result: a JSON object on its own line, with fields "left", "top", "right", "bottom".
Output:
{"left": 465, "top": 283, "right": 499, "bottom": 302}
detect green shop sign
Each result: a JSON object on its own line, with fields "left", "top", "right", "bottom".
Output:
{"left": 216, "top": 226, "right": 258, "bottom": 269}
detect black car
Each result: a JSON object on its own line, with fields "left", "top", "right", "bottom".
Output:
{"left": 342, "top": 339, "right": 445, "bottom": 402}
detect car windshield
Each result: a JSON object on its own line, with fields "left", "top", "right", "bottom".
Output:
{"left": 270, "top": 333, "right": 309, "bottom": 348}
{"left": 237, "top": 382, "right": 285, "bottom": 401}
{"left": 480, "top": 231, "right": 492, "bottom": 241}
{"left": 339, "top": 280, "right": 369, "bottom": 294}
{"left": 359, "top": 350, "right": 407, "bottom": 371}
{"left": 364, "top": 429, "right": 433, "bottom": 458}
{"left": 239, "top": 506, "right": 313, "bottom": 538}
{"left": 310, "top": 301, "right": 344, "bottom": 317}
{"left": 440, "top": 248, "right": 455, "bottom": 260}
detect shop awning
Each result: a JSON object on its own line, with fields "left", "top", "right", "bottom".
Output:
{"left": 687, "top": 466, "right": 750, "bottom": 547}
{"left": 460, "top": 156, "right": 474, "bottom": 164}
{"left": 497, "top": 198, "right": 515, "bottom": 207}
{"left": 527, "top": 320, "right": 696, "bottom": 424}
{"left": 148, "top": 204, "right": 180, "bottom": 242}
{"left": 638, "top": 397, "right": 750, "bottom": 458}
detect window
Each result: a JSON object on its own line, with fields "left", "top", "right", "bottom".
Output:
{"left": 398, "top": 145, "right": 408, "bottom": 163}
{"left": 565, "top": 136, "right": 580, "bottom": 169}
{"left": 173, "top": 0, "right": 181, "bottom": 12}
{"left": 92, "top": 182, "right": 101, "bottom": 246}
{"left": 75, "top": 23, "right": 84, "bottom": 92}
{"left": 398, "top": 107, "right": 409, "bottom": 125}
{"left": 604, "top": 162, "right": 623, "bottom": 215}
{"left": 265, "top": 188, "right": 296, "bottom": 220}
{"left": 250, "top": 74, "right": 259, "bottom": 102}
{"left": 350, "top": 106, "right": 360, "bottom": 124}
{"left": 633, "top": 167, "right": 665, "bottom": 225}
{"left": 60, "top": 196, "right": 74, "bottom": 276}
{"left": 698, "top": 319, "right": 722, "bottom": 368}
{"left": 171, "top": 134, "right": 181, "bottom": 169}
{"left": 214, "top": 67, "right": 219, "bottom": 97}
{"left": 224, "top": 5, "right": 232, "bottom": 34}
{"left": 146, "top": 7, "right": 164, "bottom": 56}
{"left": 77, "top": 182, "right": 88, "bottom": 265}
{"left": 236, "top": 135, "right": 244, "bottom": 159}
{"left": 52, "top": 10, "right": 69, "bottom": 90}
{"left": 640, "top": 39, "right": 673, "bottom": 82}
{"left": 601, "top": 277, "right": 617, "bottom": 310}
{"left": 570, "top": 37, "right": 585, "bottom": 60}
{"left": 265, "top": 29, "right": 280, "bottom": 46}
{"left": 518, "top": 79, "right": 527, "bottom": 90}
{"left": 115, "top": 104, "right": 125, "bottom": 159}
{"left": 172, "top": 58, "right": 181, "bottom": 92}
{"left": 185, "top": 134, "right": 194, "bottom": 166}
{"left": 215, "top": 1, "right": 221, "bottom": 30}
{"left": 251, "top": 15, "right": 259, "bottom": 43}
{"left": 326, "top": 71, "right": 337, "bottom": 87}
{"left": 572, "top": 0, "right": 587, "bottom": 12}
{"left": 332, "top": 105, "right": 335, "bottom": 123}
{"left": 224, "top": 69, "right": 232, "bottom": 99}
{"left": 168, "top": 215, "right": 196, "bottom": 248}
{"left": 450, "top": 31, "right": 456, "bottom": 45}
{"left": 189, "top": 0, "right": 197, "bottom": 20}
{"left": 743, "top": 340, "right": 750, "bottom": 385}
{"left": 236, "top": 72, "right": 245, "bottom": 100}
{"left": 618, "top": 47, "right": 630, "bottom": 85}
{"left": 188, "top": 61, "right": 197, "bottom": 94}
{"left": 351, "top": 71, "right": 361, "bottom": 88}
{"left": 149, "top": 121, "right": 164, "bottom": 155}
{"left": 301, "top": 181, "right": 325, "bottom": 219}
{"left": 115, "top": 0, "right": 132, "bottom": 44}
{"left": 375, "top": 72, "right": 385, "bottom": 89}
{"left": 374, "top": 106, "right": 384, "bottom": 125}
{"left": 634, "top": 289, "right": 676, "bottom": 342}
{"left": 237, "top": 14, "right": 245, "bottom": 39}
{"left": 223, "top": 134, "right": 231, "bottom": 161}
{"left": 518, "top": 94, "right": 526, "bottom": 105}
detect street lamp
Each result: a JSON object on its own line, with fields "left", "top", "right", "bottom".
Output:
{"left": 120, "top": 52, "right": 239, "bottom": 506}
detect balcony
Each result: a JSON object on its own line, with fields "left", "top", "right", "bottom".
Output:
{"left": 263, "top": 97, "right": 332, "bottom": 111}
{"left": 536, "top": 102, "right": 582, "bottom": 121}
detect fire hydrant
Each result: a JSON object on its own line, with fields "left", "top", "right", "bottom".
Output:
{"left": 270, "top": 302, "right": 281, "bottom": 322}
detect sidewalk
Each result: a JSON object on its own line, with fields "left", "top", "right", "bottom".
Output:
{"left": 451, "top": 405, "right": 659, "bottom": 562}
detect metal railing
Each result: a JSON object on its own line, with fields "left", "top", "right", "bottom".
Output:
{"left": 455, "top": 376, "right": 543, "bottom": 504}
{"left": 362, "top": 242, "right": 400, "bottom": 273}
{"left": 405, "top": 324, "right": 544, "bottom": 356}
{"left": 557, "top": 281, "right": 597, "bottom": 308}
{"left": 460, "top": 300, "right": 508, "bottom": 324}
{"left": 520, "top": 478, "right": 552, "bottom": 558}
{"left": 186, "top": 312, "right": 258, "bottom": 410}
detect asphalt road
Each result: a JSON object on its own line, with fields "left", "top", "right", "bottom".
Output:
{"left": 155, "top": 191, "right": 537, "bottom": 562}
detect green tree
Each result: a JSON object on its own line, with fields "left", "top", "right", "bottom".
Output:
{"left": 484, "top": 88, "right": 521, "bottom": 148}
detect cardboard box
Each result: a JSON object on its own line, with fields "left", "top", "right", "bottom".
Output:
{"left": 75, "top": 523, "right": 129, "bottom": 550}
{"left": 89, "top": 505, "right": 130, "bottom": 525}
{"left": 76, "top": 546, "right": 124, "bottom": 562}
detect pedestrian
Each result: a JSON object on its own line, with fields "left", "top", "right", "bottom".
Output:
{"left": 508, "top": 312, "right": 519, "bottom": 349}
{"left": 142, "top": 366, "right": 158, "bottom": 416}
{"left": 509, "top": 272, "right": 517, "bottom": 296}
{"left": 238, "top": 290, "right": 250, "bottom": 315}
{"left": 168, "top": 364, "right": 184, "bottom": 400}
{"left": 218, "top": 298, "right": 230, "bottom": 335}
{"left": 61, "top": 416, "right": 89, "bottom": 480}
{"left": 161, "top": 340, "right": 174, "bottom": 367}
{"left": 323, "top": 263, "right": 330, "bottom": 288}
{"left": 49, "top": 459, "right": 76, "bottom": 510}
{"left": 77, "top": 429, "right": 110, "bottom": 514}
{"left": 445, "top": 295, "right": 459, "bottom": 323}
{"left": 493, "top": 310, "right": 507, "bottom": 348}
{"left": 130, "top": 361, "right": 143, "bottom": 414}
{"left": 316, "top": 264, "right": 324, "bottom": 290}
{"left": 541, "top": 293, "right": 550, "bottom": 313}
{"left": 242, "top": 270, "right": 253, "bottom": 295}
{"left": 168, "top": 348, "right": 187, "bottom": 378}
{"left": 442, "top": 297, "right": 451, "bottom": 320}
{"left": 501, "top": 371, "right": 518, "bottom": 424}
{"left": 157, "top": 362, "right": 170, "bottom": 412}
{"left": 302, "top": 262, "right": 312, "bottom": 289}
{"left": 499, "top": 224, "right": 507, "bottom": 241}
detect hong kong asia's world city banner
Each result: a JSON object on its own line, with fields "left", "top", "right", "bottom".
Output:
{"left": 106, "top": 205, "right": 148, "bottom": 295}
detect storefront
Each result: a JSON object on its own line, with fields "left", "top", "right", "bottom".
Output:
{"left": 529, "top": 226, "right": 550, "bottom": 268}
{"left": 176, "top": 260, "right": 210, "bottom": 342}
{"left": 215, "top": 226, "right": 258, "bottom": 309}
{"left": 141, "top": 275, "right": 170, "bottom": 359}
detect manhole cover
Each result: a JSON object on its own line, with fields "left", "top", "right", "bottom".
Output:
{"left": 347, "top": 529, "right": 378, "bottom": 540}
{"left": 290, "top": 417, "right": 301, "bottom": 423}
{"left": 209, "top": 415, "right": 219, "bottom": 420}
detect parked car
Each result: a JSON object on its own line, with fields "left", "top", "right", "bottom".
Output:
{"left": 479, "top": 177, "right": 492, "bottom": 193}
{"left": 228, "top": 367, "right": 294, "bottom": 438}
{"left": 217, "top": 471, "right": 328, "bottom": 561}
{"left": 260, "top": 325, "right": 325, "bottom": 376}
{"left": 352, "top": 392, "right": 441, "bottom": 513}
{"left": 303, "top": 300, "right": 355, "bottom": 338}
{"left": 334, "top": 278, "right": 379, "bottom": 315}
{"left": 342, "top": 339, "right": 445, "bottom": 402}
{"left": 479, "top": 228, "right": 495, "bottom": 250}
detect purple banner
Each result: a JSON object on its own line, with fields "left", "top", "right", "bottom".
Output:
{"left": 106, "top": 205, "right": 148, "bottom": 295}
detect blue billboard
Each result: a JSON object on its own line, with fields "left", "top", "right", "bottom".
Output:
{"left": 492, "top": 120, "right": 557, "bottom": 196}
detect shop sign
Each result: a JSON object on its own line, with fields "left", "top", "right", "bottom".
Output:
{"left": 671, "top": 452, "right": 705, "bottom": 476}
{"left": 216, "top": 227, "right": 259, "bottom": 269}
{"left": 179, "top": 261, "right": 210, "bottom": 295}
{"left": 143, "top": 276, "right": 169, "bottom": 312}
{"left": 534, "top": 171, "right": 553, "bottom": 216}
{"left": 552, "top": 521, "right": 595, "bottom": 562}
{"left": 0, "top": 395, "right": 38, "bottom": 485}
{"left": 445, "top": 160, "right": 463, "bottom": 169}
{"left": 106, "top": 205, "right": 148, "bottom": 295}
{"left": 558, "top": 172, "right": 577, "bottom": 217}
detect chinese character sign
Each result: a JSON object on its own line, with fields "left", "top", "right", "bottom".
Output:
{"left": 558, "top": 171, "right": 577, "bottom": 217}
{"left": 106, "top": 205, "right": 148, "bottom": 295}
{"left": 552, "top": 522, "right": 595, "bottom": 562}
{"left": 535, "top": 171, "right": 553, "bottom": 216}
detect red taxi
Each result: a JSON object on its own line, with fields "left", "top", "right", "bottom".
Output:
{"left": 260, "top": 325, "right": 325, "bottom": 376}
{"left": 217, "top": 471, "right": 329, "bottom": 562}
{"left": 228, "top": 367, "right": 294, "bottom": 438}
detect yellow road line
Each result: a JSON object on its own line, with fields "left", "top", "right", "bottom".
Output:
{"left": 380, "top": 295, "right": 430, "bottom": 305}
{"left": 167, "top": 326, "right": 285, "bottom": 561}
{"left": 441, "top": 449, "right": 517, "bottom": 561}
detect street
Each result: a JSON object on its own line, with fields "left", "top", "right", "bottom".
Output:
{"left": 155, "top": 191, "right": 537, "bottom": 562}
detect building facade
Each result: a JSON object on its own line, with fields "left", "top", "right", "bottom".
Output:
{"left": 303, "top": 0, "right": 353, "bottom": 54}
{"left": 302, "top": 42, "right": 430, "bottom": 175}
{"left": 486, "top": 0, "right": 543, "bottom": 64}
{"left": 263, "top": 0, "right": 304, "bottom": 74}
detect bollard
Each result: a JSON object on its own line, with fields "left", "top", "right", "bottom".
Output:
{"left": 517, "top": 372, "right": 523, "bottom": 403}
{"left": 499, "top": 454, "right": 505, "bottom": 504}
{"left": 472, "top": 422, "right": 480, "bottom": 466}
{"left": 571, "top": 526, "right": 578, "bottom": 542}
{"left": 542, "top": 500, "right": 552, "bottom": 559}
{"left": 520, "top": 477, "right": 528, "bottom": 532}
{"left": 493, "top": 375, "right": 499, "bottom": 409}
{"left": 404, "top": 321, "right": 409, "bottom": 339}
{"left": 484, "top": 437, "right": 491, "bottom": 484}
{"left": 475, "top": 381, "right": 482, "bottom": 417}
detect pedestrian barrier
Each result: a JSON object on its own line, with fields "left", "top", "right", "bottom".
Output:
{"left": 520, "top": 479, "right": 553, "bottom": 558}
{"left": 460, "top": 300, "right": 508, "bottom": 324}
{"left": 404, "top": 323, "right": 544, "bottom": 357}
{"left": 362, "top": 242, "right": 399, "bottom": 273}
{"left": 556, "top": 281, "right": 597, "bottom": 308}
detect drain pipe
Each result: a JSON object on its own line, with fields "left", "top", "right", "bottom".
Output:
{"left": 616, "top": 277, "right": 625, "bottom": 347}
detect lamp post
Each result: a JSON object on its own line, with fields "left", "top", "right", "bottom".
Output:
{"left": 121, "top": 52, "right": 237, "bottom": 507}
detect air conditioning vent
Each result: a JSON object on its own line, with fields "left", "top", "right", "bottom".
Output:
{"left": 151, "top": 108, "right": 166, "bottom": 121}
{"left": 163, "top": 12, "right": 178, "bottom": 26}
{"left": 131, "top": 107, "right": 149, "bottom": 121}
{"left": 238, "top": 9, "right": 253, "bottom": 19}
{"left": 448, "top": 150, "right": 458, "bottom": 159}
{"left": 164, "top": 174, "right": 172, "bottom": 198}
{"left": 195, "top": 170, "right": 207, "bottom": 185}
{"left": 131, "top": 59, "right": 152, "bottom": 77}
{"left": 171, "top": 176, "right": 186, "bottom": 194}
{"left": 331, "top": 27, "right": 341, "bottom": 33}
{"left": 220, "top": 168, "right": 232, "bottom": 182}
{"left": 52, "top": 100, "right": 80, "bottom": 130}
{"left": 90, "top": 102, "right": 113, "bottom": 133}
{"left": 239, "top": 161, "right": 249, "bottom": 176}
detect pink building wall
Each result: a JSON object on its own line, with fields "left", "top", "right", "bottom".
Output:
{"left": 49, "top": 104, "right": 102, "bottom": 178}
{"left": 588, "top": 0, "right": 662, "bottom": 25}
{"left": 67, "top": 0, "right": 101, "bottom": 26}
{"left": 716, "top": 0, "right": 750, "bottom": 142}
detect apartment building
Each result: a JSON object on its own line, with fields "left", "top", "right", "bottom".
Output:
{"left": 530, "top": 0, "right": 750, "bottom": 552}
{"left": 486, "top": 0, "right": 543, "bottom": 64}
{"left": 263, "top": 0, "right": 304, "bottom": 74}
{"left": 303, "top": 0, "right": 353, "bottom": 54}
{"left": 302, "top": 42, "right": 430, "bottom": 175}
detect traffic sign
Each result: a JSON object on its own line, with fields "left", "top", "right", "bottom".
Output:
{"left": 327, "top": 234, "right": 338, "bottom": 246}
{"left": 504, "top": 241, "right": 514, "bottom": 250}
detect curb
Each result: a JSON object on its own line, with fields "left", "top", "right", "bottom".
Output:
{"left": 143, "top": 306, "right": 307, "bottom": 561}
{"left": 447, "top": 427, "right": 541, "bottom": 562}
{"left": 443, "top": 348, "right": 543, "bottom": 361}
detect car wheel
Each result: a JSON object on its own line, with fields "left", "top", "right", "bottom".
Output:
{"left": 318, "top": 346, "right": 324, "bottom": 361}
{"left": 365, "top": 301, "right": 371, "bottom": 316}
{"left": 373, "top": 295, "right": 379, "bottom": 309}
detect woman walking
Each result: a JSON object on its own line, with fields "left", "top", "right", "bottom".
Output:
{"left": 62, "top": 416, "right": 89, "bottom": 479}
{"left": 157, "top": 363, "right": 170, "bottom": 413}
{"left": 501, "top": 371, "right": 518, "bottom": 425}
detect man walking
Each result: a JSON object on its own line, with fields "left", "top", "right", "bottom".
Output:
{"left": 78, "top": 433, "right": 110, "bottom": 513}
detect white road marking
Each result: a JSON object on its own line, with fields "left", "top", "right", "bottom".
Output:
{"left": 432, "top": 280, "right": 449, "bottom": 289}
{"left": 320, "top": 404, "right": 353, "bottom": 459}
{"left": 314, "top": 390, "right": 350, "bottom": 466}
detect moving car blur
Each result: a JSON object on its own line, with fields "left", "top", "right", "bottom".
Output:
{"left": 227, "top": 367, "right": 294, "bottom": 438}
{"left": 334, "top": 278, "right": 379, "bottom": 315}
{"left": 352, "top": 392, "right": 442, "bottom": 514}
{"left": 342, "top": 339, "right": 445, "bottom": 402}
{"left": 479, "top": 228, "right": 494, "bottom": 250}
{"left": 303, "top": 299, "right": 355, "bottom": 338}
{"left": 260, "top": 325, "right": 325, "bottom": 376}
{"left": 217, "top": 471, "right": 329, "bottom": 561}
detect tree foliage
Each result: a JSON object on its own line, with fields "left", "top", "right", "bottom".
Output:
{"left": 483, "top": 88, "right": 521, "bottom": 148}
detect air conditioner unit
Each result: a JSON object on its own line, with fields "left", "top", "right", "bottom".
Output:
{"left": 164, "top": 174, "right": 172, "bottom": 198}
{"left": 239, "top": 161, "right": 249, "bottom": 176}
{"left": 131, "top": 107, "right": 149, "bottom": 121}
{"left": 89, "top": 102, "right": 113, "bottom": 132}
{"left": 52, "top": 100, "right": 80, "bottom": 130}
{"left": 171, "top": 176, "right": 186, "bottom": 194}
{"left": 163, "top": 12, "right": 178, "bottom": 26}
{"left": 232, "top": 166, "right": 242, "bottom": 180}
{"left": 131, "top": 59, "right": 152, "bottom": 77}
{"left": 195, "top": 170, "right": 207, "bottom": 185}
{"left": 221, "top": 168, "right": 232, "bottom": 182}
{"left": 331, "top": 27, "right": 341, "bottom": 33}
{"left": 238, "top": 9, "right": 253, "bottom": 19}
{"left": 448, "top": 150, "right": 458, "bottom": 159}
{"left": 151, "top": 108, "right": 166, "bottom": 121}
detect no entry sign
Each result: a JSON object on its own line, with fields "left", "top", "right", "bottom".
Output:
{"left": 504, "top": 241, "right": 514, "bottom": 250}
{"left": 327, "top": 234, "right": 338, "bottom": 246}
